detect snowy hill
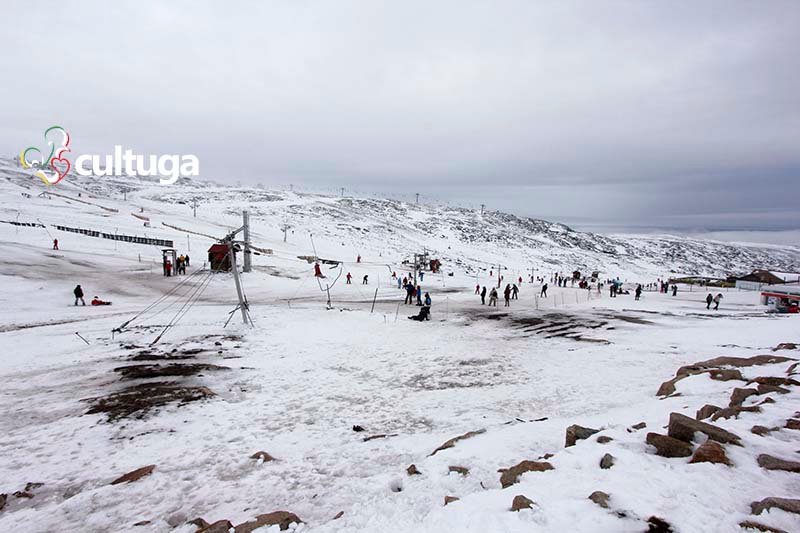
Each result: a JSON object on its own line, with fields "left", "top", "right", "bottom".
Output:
{"left": 1, "top": 156, "right": 797, "bottom": 281}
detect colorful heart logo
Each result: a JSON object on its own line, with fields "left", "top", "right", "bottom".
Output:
{"left": 20, "top": 125, "right": 71, "bottom": 186}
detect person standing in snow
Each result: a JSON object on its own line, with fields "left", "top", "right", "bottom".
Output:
{"left": 346, "top": 272, "right": 352, "bottom": 284}
{"left": 73, "top": 284, "right": 85, "bottom": 306}
{"left": 362, "top": 274, "right": 368, "bottom": 285}
{"left": 705, "top": 293, "right": 713, "bottom": 309}
{"left": 511, "top": 284, "right": 519, "bottom": 300}
{"left": 475, "top": 283, "right": 480, "bottom": 295}
{"left": 488, "top": 287, "right": 498, "bottom": 307}
{"left": 540, "top": 283, "right": 548, "bottom": 297}
{"left": 416, "top": 285, "right": 422, "bottom": 306}
{"left": 405, "top": 282, "right": 415, "bottom": 304}
{"left": 503, "top": 284, "right": 511, "bottom": 307}
{"left": 713, "top": 293, "right": 723, "bottom": 310}
{"left": 635, "top": 284, "right": 642, "bottom": 301}
{"left": 397, "top": 277, "right": 402, "bottom": 289}
{"left": 672, "top": 285, "right": 677, "bottom": 296}
{"left": 419, "top": 271, "right": 424, "bottom": 281}
{"left": 53, "top": 238, "right": 59, "bottom": 250}
{"left": 185, "top": 255, "right": 190, "bottom": 267}
{"left": 480, "top": 286, "right": 487, "bottom": 305}
{"left": 424, "top": 292, "right": 431, "bottom": 307}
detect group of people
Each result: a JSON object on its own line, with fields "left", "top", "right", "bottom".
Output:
{"left": 163, "top": 254, "right": 190, "bottom": 277}
{"left": 475, "top": 283, "right": 520, "bottom": 306}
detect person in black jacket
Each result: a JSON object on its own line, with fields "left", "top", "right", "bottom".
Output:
{"left": 74, "top": 284, "right": 86, "bottom": 306}
{"left": 480, "top": 286, "right": 487, "bottom": 305}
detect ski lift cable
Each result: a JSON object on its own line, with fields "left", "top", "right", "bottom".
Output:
{"left": 115, "top": 267, "right": 209, "bottom": 331}
{"left": 151, "top": 269, "right": 215, "bottom": 344}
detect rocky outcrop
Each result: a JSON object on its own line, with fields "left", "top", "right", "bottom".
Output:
{"left": 689, "top": 441, "right": 731, "bottom": 466}
{"left": 197, "top": 520, "right": 234, "bottom": 533}
{"left": 710, "top": 405, "right": 761, "bottom": 421}
{"left": 739, "top": 520, "right": 788, "bottom": 533}
{"left": 757, "top": 454, "right": 800, "bottom": 473}
{"left": 751, "top": 497, "right": 800, "bottom": 516}
{"left": 588, "top": 491, "right": 610, "bottom": 509}
{"left": 499, "top": 460, "right": 554, "bottom": 488}
{"left": 444, "top": 496, "right": 459, "bottom": 506}
{"left": 773, "top": 343, "right": 797, "bottom": 351}
{"left": 234, "top": 511, "right": 303, "bottom": 532}
{"left": 565, "top": 425, "right": 599, "bottom": 447}
{"left": 599, "top": 453, "right": 615, "bottom": 469}
{"left": 696, "top": 404, "right": 721, "bottom": 420}
{"left": 448, "top": 466, "right": 469, "bottom": 476}
{"left": 596, "top": 436, "right": 613, "bottom": 444}
{"left": 250, "top": 451, "right": 275, "bottom": 462}
{"left": 751, "top": 425, "right": 776, "bottom": 436}
{"left": 110, "top": 465, "right": 155, "bottom": 485}
{"left": 510, "top": 495, "right": 535, "bottom": 511}
{"left": 656, "top": 355, "right": 794, "bottom": 397}
{"left": 406, "top": 464, "right": 421, "bottom": 476}
{"left": 646, "top": 433, "right": 693, "bottom": 458}
{"left": 429, "top": 429, "right": 486, "bottom": 456}
{"left": 667, "top": 413, "right": 741, "bottom": 445}
{"left": 729, "top": 388, "right": 758, "bottom": 407}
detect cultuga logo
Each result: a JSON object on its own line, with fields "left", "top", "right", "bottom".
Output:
{"left": 20, "top": 125, "right": 71, "bottom": 186}
{"left": 20, "top": 125, "right": 200, "bottom": 186}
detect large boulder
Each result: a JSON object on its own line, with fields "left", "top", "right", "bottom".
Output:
{"left": 689, "top": 441, "right": 731, "bottom": 466}
{"left": 499, "top": 460, "right": 554, "bottom": 488}
{"left": 711, "top": 405, "right": 761, "bottom": 421}
{"left": 757, "top": 454, "right": 800, "bottom": 473}
{"left": 234, "top": 511, "right": 303, "bottom": 532}
{"left": 667, "top": 413, "right": 741, "bottom": 445}
{"left": 646, "top": 433, "right": 693, "bottom": 458}
{"left": 565, "top": 425, "right": 600, "bottom": 447}
{"left": 751, "top": 497, "right": 800, "bottom": 516}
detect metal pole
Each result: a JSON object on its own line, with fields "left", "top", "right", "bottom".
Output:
{"left": 228, "top": 243, "right": 250, "bottom": 325}
{"left": 242, "top": 210, "right": 251, "bottom": 273}
{"left": 371, "top": 287, "right": 378, "bottom": 313}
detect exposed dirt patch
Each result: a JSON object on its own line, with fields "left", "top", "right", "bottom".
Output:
{"left": 85, "top": 381, "right": 215, "bottom": 421}
{"left": 114, "top": 363, "right": 229, "bottom": 380}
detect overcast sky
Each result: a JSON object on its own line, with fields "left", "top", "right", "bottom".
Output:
{"left": 2, "top": 1, "right": 799, "bottom": 238}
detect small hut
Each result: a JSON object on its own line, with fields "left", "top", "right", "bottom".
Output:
{"left": 208, "top": 243, "right": 238, "bottom": 271}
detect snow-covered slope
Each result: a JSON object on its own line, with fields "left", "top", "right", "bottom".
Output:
{"left": 1, "top": 156, "right": 797, "bottom": 281}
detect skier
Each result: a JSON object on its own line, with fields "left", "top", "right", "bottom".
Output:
{"left": 705, "top": 293, "right": 713, "bottom": 309}
{"left": 488, "top": 287, "right": 498, "bottom": 307}
{"left": 346, "top": 272, "right": 352, "bottom": 284}
{"left": 635, "top": 284, "right": 642, "bottom": 301}
{"left": 53, "top": 238, "right": 59, "bottom": 250}
{"left": 503, "top": 284, "right": 511, "bottom": 307}
{"left": 713, "top": 293, "right": 723, "bottom": 310}
{"left": 362, "top": 274, "right": 368, "bottom": 285}
{"left": 73, "top": 284, "right": 86, "bottom": 306}
{"left": 91, "top": 296, "right": 112, "bottom": 306}
{"left": 511, "top": 284, "right": 519, "bottom": 300}
{"left": 480, "top": 286, "right": 487, "bottom": 305}
{"left": 540, "top": 283, "right": 548, "bottom": 297}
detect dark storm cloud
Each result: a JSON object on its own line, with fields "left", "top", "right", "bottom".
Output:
{"left": 1, "top": 1, "right": 798, "bottom": 234}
